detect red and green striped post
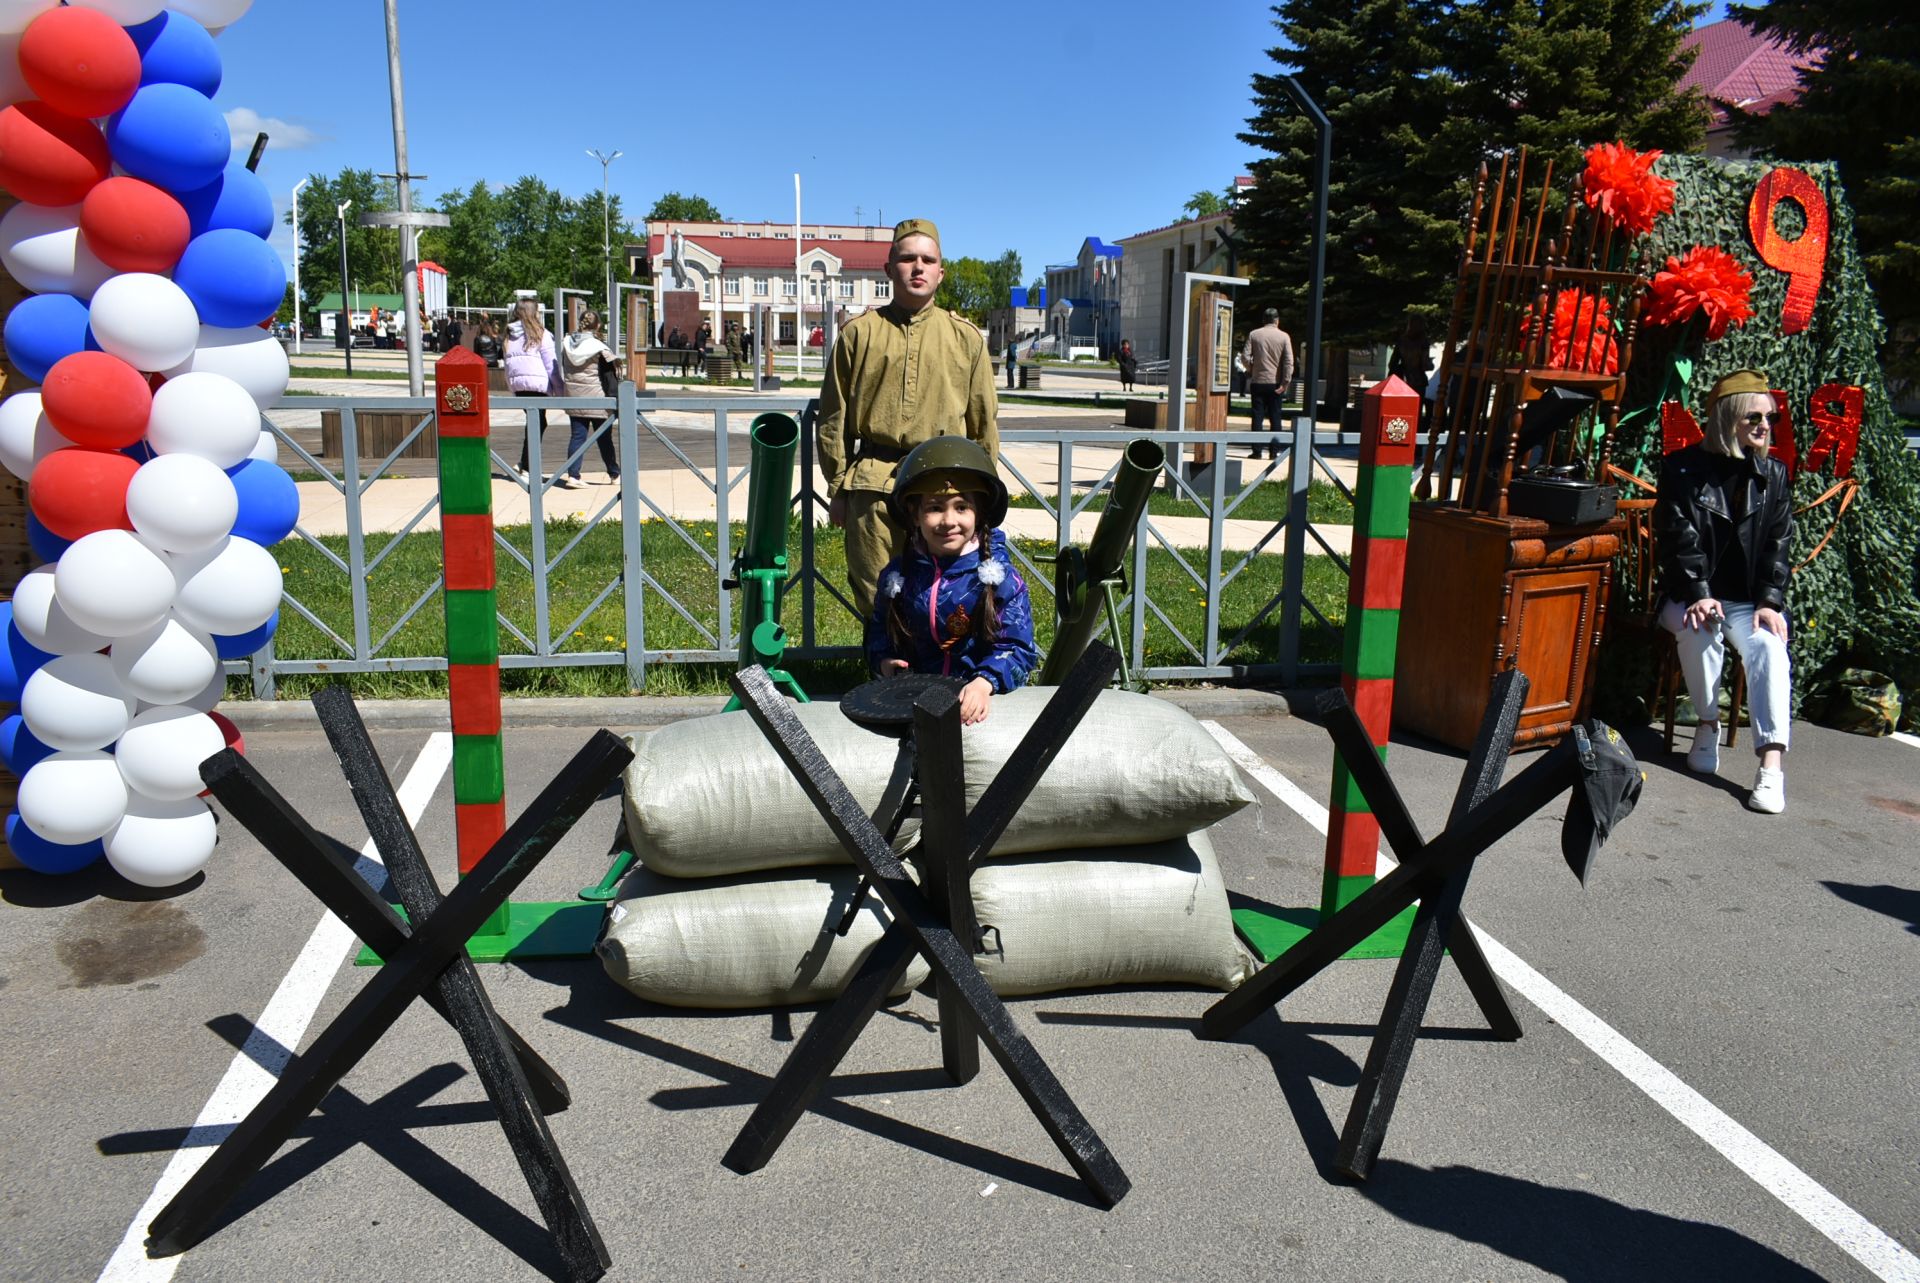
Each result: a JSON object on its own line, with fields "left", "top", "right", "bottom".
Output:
{"left": 1320, "top": 375, "right": 1420, "bottom": 949}
{"left": 1233, "top": 375, "right": 1423, "bottom": 962}
{"left": 435, "top": 348, "right": 511, "bottom": 940}
{"left": 359, "top": 349, "right": 603, "bottom": 963}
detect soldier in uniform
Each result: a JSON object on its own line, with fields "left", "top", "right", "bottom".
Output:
{"left": 819, "top": 218, "right": 999, "bottom": 617}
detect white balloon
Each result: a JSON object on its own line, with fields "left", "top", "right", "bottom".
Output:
{"left": 164, "top": 325, "right": 290, "bottom": 410}
{"left": 176, "top": 663, "right": 228, "bottom": 713}
{"left": 145, "top": 371, "right": 260, "bottom": 469}
{"left": 20, "top": 652, "right": 136, "bottom": 751}
{"left": 169, "top": 535, "right": 282, "bottom": 636}
{"left": 55, "top": 529, "right": 176, "bottom": 637}
{"left": 0, "top": 389, "right": 76, "bottom": 482}
{"left": 18, "top": 751, "right": 128, "bottom": 846}
{"left": 89, "top": 274, "right": 201, "bottom": 373}
{"left": 114, "top": 705, "right": 224, "bottom": 801}
{"left": 0, "top": 203, "right": 115, "bottom": 299}
{"left": 166, "top": 0, "right": 251, "bottom": 28}
{"left": 10, "top": 564, "right": 112, "bottom": 655}
{"left": 0, "top": 35, "right": 28, "bottom": 109}
{"left": 246, "top": 429, "right": 279, "bottom": 466}
{"left": 127, "top": 452, "right": 237, "bottom": 553}
{"left": 106, "top": 792, "right": 216, "bottom": 887}
{"left": 0, "top": 2, "right": 59, "bottom": 37}
{"left": 110, "top": 617, "right": 219, "bottom": 707}
{"left": 66, "top": 0, "right": 167, "bottom": 23}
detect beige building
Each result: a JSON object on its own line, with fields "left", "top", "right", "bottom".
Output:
{"left": 629, "top": 221, "right": 897, "bottom": 344}
{"left": 1115, "top": 212, "right": 1235, "bottom": 364}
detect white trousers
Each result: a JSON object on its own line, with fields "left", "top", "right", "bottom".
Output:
{"left": 1659, "top": 599, "right": 1791, "bottom": 751}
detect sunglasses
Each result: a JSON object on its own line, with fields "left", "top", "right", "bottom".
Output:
{"left": 1739, "top": 412, "right": 1784, "bottom": 428}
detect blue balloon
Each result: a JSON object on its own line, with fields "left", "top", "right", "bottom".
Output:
{"left": 227, "top": 458, "right": 299, "bottom": 545}
{"left": 126, "top": 11, "right": 222, "bottom": 98}
{"left": 173, "top": 229, "right": 285, "bottom": 328}
{"left": 1, "top": 618, "right": 54, "bottom": 705}
{"left": 106, "top": 83, "right": 230, "bottom": 194}
{"left": 5, "top": 811, "right": 105, "bottom": 876}
{"left": 178, "top": 166, "right": 274, "bottom": 239}
{"left": 3, "top": 294, "right": 91, "bottom": 385}
{"left": 25, "top": 511, "right": 74, "bottom": 564}
{"left": 0, "top": 714, "right": 56, "bottom": 776}
{"left": 212, "top": 610, "right": 278, "bottom": 660}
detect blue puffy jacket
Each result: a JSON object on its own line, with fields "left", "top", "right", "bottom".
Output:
{"left": 864, "top": 528, "right": 1038, "bottom": 692}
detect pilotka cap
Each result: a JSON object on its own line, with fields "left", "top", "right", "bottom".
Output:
{"left": 1705, "top": 368, "right": 1770, "bottom": 411}
{"left": 892, "top": 218, "right": 940, "bottom": 248}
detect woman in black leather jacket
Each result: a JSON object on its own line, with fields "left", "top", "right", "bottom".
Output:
{"left": 1655, "top": 369, "right": 1794, "bottom": 814}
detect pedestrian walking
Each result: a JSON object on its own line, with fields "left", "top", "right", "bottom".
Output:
{"left": 504, "top": 298, "right": 560, "bottom": 481}
{"left": 1005, "top": 333, "right": 1018, "bottom": 390}
{"left": 1117, "top": 338, "right": 1137, "bottom": 392}
{"left": 558, "top": 309, "right": 622, "bottom": 488}
{"left": 1242, "top": 308, "right": 1295, "bottom": 460}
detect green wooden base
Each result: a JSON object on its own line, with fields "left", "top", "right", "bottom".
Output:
{"left": 1231, "top": 902, "right": 1424, "bottom": 963}
{"left": 355, "top": 900, "right": 605, "bottom": 965}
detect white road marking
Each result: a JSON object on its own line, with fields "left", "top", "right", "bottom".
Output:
{"left": 1201, "top": 719, "right": 1920, "bottom": 1283}
{"left": 98, "top": 732, "right": 454, "bottom": 1283}
{"left": 1891, "top": 731, "right": 1920, "bottom": 751}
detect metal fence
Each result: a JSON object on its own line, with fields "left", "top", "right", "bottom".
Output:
{"left": 243, "top": 388, "right": 1358, "bottom": 697}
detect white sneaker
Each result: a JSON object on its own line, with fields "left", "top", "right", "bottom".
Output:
{"left": 556, "top": 475, "right": 583, "bottom": 490}
{"left": 1748, "top": 766, "right": 1785, "bottom": 814}
{"left": 1686, "top": 723, "right": 1720, "bottom": 774}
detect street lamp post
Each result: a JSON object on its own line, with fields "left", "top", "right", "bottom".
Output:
{"left": 291, "top": 176, "right": 311, "bottom": 356}
{"left": 586, "top": 147, "right": 622, "bottom": 329}
{"left": 336, "top": 199, "right": 353, "bottom": 376}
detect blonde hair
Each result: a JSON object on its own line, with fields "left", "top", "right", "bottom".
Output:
{"left": 511, "top": 298, "right": 546, "bottom": 347}
{"left": 1706, "top": 391, "right": 1774, "bottom": 460}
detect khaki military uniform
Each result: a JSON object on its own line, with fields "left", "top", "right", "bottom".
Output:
{"left": 818, "top": 301, "right": 998, "bottom": 616}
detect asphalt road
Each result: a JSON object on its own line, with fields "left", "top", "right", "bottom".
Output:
{"left": 1, "top": 704, "right": 1914, "bottom": 1282}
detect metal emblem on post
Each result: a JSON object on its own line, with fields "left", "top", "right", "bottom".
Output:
{"left": 440, "top": 382, "right": 473, "bottom": 414}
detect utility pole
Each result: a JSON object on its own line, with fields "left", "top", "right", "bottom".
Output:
{"left": 587, "top": 148, "right": 622, "bottom": 330}
{"left": 291, "top": 175, "right": 310, "bottom": 356}
{"left": 382, "top": 0, "right": 424, "bottom": 396}
{"left": 336, "top": 199, "right": 353, "bottom": 376}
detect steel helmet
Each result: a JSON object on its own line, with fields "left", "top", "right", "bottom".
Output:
{"left": 886, "top": 435, "right": 1008, "bottom": 528}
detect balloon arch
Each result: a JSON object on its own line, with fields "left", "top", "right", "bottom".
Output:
{"left": 0, "top": 0, "right": 287, "bottom": 887}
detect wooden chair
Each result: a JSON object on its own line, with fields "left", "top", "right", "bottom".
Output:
{"left": 1606, "top": 465, "right": 1745, "bottom": 752}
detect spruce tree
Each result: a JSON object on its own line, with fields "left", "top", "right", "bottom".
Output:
{"left": 1727, "top": 0, "right": 1920, "bottom": 381}
{"left": 1235, "top": 0, "right": 1463, "bottom": 350}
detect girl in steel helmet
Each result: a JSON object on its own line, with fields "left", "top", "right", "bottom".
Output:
{"left": 864, "top": 437, "right": 1036, "bottom": 723}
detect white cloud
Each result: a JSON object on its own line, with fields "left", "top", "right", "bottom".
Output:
{"left": 223, "top": 107, "right": 327, "bottom": 152}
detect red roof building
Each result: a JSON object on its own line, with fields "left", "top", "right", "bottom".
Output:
{"left": 627, "top": 220, "right": 900, "bottom": 343}
{"left": 1680, "top": 19, "right": 1820, "bottom": 158}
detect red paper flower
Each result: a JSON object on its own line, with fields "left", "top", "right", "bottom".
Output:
{"left": 1644, "top": 244, "right": 1756, "bottom": 341}
{"left": 1581, "top": 141, "right": 1677, "bottom": 237}
{"left": 1520, "top": 290, "right": 1621, "bottom": 374}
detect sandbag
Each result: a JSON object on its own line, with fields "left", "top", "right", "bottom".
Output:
{"left": 969, "top": 828, "right": 1254, "bottom": 997}
{"left": 596, "top": 864, "right": 930, "bottom": 1009}
{"left": 623, "top": 688, "right": 1254, "bottom": 878}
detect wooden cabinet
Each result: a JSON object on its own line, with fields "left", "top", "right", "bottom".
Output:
{"left": 1393, "top": 503, "right": 1621, "bottom": 750}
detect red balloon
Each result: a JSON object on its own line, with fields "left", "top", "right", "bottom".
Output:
{"left": 208, "top": 710, "right": 243, "bottom": 756}
{"left": 80, "top": 176, "right": 191, "bottom": 274}
{"left": 41, "top": 351, "right": 152, "bottom": 450}
{"left": 28, "top": 446, "right": 140, "bottom": 540}
{"left": 18, "top": 8, "right": 143, "bottom": 120}
{"left": 0, "top": 101, "right": 111, "bottom": 207}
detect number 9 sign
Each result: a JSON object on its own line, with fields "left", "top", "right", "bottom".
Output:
{"left": 1748, "top": 167, "right": 1829, "bottom": 336}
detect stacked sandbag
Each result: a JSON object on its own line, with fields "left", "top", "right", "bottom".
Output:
{"left": 599, "top": 688, "right": 1259, "bottom": 1007}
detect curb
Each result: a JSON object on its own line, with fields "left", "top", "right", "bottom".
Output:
{"left": 218, "top": 685, "right": 1292, "bottom": 732}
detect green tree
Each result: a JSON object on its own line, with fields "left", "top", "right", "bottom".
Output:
{"left": 1180, "top": 189, "right": 1227, "bottom": 221}
{"left": 1437, "top": 0, "right": 1706, "bottom": 186}
{"left": 420, "top": 178, "right": 639, "bottom": 312}
{"left": 1235, "top": 0, "right": 1464, "bottom": 350}
{"left": 984, "top": 249, "right": 1023, "bottom": 307}
{"left": 934, "top": 256, "right": 998, "bottom": 320}
{"left": 646, "top": 191, "right": 722, "bottom": 223}
{"left": 285, "top": 168, "right": 397, "bottom": 324}
{"left": 1727, "top": 0, "right": 1920, "bottom": 380}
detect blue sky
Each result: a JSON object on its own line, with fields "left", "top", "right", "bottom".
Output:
{"left": 214, "top": 1, "right": 1730, "bottom": 290}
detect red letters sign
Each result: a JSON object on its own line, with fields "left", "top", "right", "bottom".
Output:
{"left": 1747, "top": 167, "right": 1829, "bottom": 336}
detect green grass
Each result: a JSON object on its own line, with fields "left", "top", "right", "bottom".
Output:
{"left": 1007, "top": 477, "right": 1352, "bottom": 525}
{"left": 289, "top": 366, "right": 415, "bottom": 380}
{"left": 252, "top": 515, "right": 1346, "bottom": 701}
